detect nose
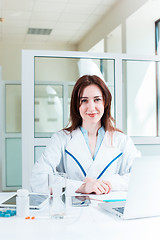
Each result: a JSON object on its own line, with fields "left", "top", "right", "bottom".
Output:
{"left": 88, "top": 100, "right": 95, "bottom": 112}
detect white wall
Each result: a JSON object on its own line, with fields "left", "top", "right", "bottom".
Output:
{"left": 106, "top": 24, "right": 122, "bottom": 53}
{"left": 126, "top": 0, "right": 160, "bottom": 54}
{"left": 0, "top": 42, "right": 76, "bottom": 81}
{"left": 35, "top": 57, "right": 79, "bottom": 82}
{"left": 78, "top": 0, "right": 149, "bottom": 52}
{"left": 6, "top": 85, "right": 21, "bottom": 133}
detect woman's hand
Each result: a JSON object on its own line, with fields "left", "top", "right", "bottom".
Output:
{"left": 76, "top": 178, "right": 111, "bottom": 195}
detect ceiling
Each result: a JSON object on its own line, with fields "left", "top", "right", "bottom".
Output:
{"left": 0, "top": 0, "right": 119, "bottom": 45}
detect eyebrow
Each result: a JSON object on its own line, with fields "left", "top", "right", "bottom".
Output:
{"left": 80, "top": 96, "right": 103, "bottom": 99}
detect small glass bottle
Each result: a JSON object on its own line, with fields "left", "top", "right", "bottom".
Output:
{"left": 16, "top": 189, "right": 29, "bottom": 217}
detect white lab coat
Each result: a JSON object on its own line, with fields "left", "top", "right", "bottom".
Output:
{"left": 30, "top": 128, "right": 141, "bottom": 193}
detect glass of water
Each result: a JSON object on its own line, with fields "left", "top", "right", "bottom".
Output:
{"left": 48, "top": 172, "right": 66, "bottom": 219}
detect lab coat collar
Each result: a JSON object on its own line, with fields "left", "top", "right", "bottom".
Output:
{"left": 65, "top": 128, "right": 122, "bottom": 179}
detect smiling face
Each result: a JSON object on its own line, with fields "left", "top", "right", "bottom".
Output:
{"left": 79, "top": 84, "right": 104, "bottom": 129}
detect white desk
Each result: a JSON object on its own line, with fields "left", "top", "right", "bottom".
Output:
{"left": 0, "top": 192, "right": 160, "bottom": 240}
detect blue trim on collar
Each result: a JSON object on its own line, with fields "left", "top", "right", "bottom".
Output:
{"left": 65, "top": 149, "right": 86, "bottom": 177}
{"left": 80, "top": 126, "right": 105, "bottom": 160}
{"left": 97, "top": 152, "right": 123, "bottom": 179}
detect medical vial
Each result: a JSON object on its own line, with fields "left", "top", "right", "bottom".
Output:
{"left": 16, "top": 189, "right": 29, "bottom": 217}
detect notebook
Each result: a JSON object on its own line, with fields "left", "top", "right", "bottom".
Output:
{"left": 99, "top": 156, "right": 160, "bottom": 219}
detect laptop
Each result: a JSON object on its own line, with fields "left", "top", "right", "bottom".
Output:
{"left": 99, "top": 156, "right": 160, "bottom": 219}
{"left": 0, "top": 193, "right": 49, "bottom": 209}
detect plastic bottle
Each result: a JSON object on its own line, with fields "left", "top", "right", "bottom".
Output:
{"left": 16, "top": 189, "right": 29, "bottom": 217}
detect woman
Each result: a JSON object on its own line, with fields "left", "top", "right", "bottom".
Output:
{"left": 30, "top": 75, "right": 140, "bottom": 194}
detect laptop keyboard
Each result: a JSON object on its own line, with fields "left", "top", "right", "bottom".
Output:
{"left": 113, "top": 207, "right": 124, "bottom": 214}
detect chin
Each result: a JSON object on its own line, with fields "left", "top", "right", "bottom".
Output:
{"left": 88, "top": 119, "right": 101, "bottom": 124}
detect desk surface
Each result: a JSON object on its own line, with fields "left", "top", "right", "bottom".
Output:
{"left": 0, "top": 192, "right": 160, "bottom": 240}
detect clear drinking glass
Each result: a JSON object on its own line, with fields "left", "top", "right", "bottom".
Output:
{"left": 48, "top": 172, "right": 66, "bottom": 219}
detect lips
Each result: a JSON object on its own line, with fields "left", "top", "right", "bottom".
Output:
{"left": 87, "top": 113, "right": 98, "bottom": 117}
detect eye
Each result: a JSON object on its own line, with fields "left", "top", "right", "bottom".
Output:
{"left": 94, "top": 98, "right": 102, "bottom": 102}
{"left": 80, "top": 98, "right": 88, "bottom": 103}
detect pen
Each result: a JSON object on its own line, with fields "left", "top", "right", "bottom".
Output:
{"left": 90, "top": 198, "right": 126, "bottom": 203}
{"left": 103, "top": 199, "right": 126, "bottom": 202}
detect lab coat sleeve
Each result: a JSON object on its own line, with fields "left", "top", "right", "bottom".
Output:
{"left": 30, "top": 132, "right": 64, "bottom": 193}
{"left": 30, "top": 131, "right": 83, "bottom": 194}
{"left": 106, "top": 133, "right": 141, "bottom": 191}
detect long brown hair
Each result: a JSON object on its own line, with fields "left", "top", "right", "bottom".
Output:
{"left": 64, "top": 75, "right": 121, "bottom": 133}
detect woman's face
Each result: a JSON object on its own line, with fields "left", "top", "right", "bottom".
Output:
{"left": 79, "top": 84, "right": 104, "bottom": 127}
